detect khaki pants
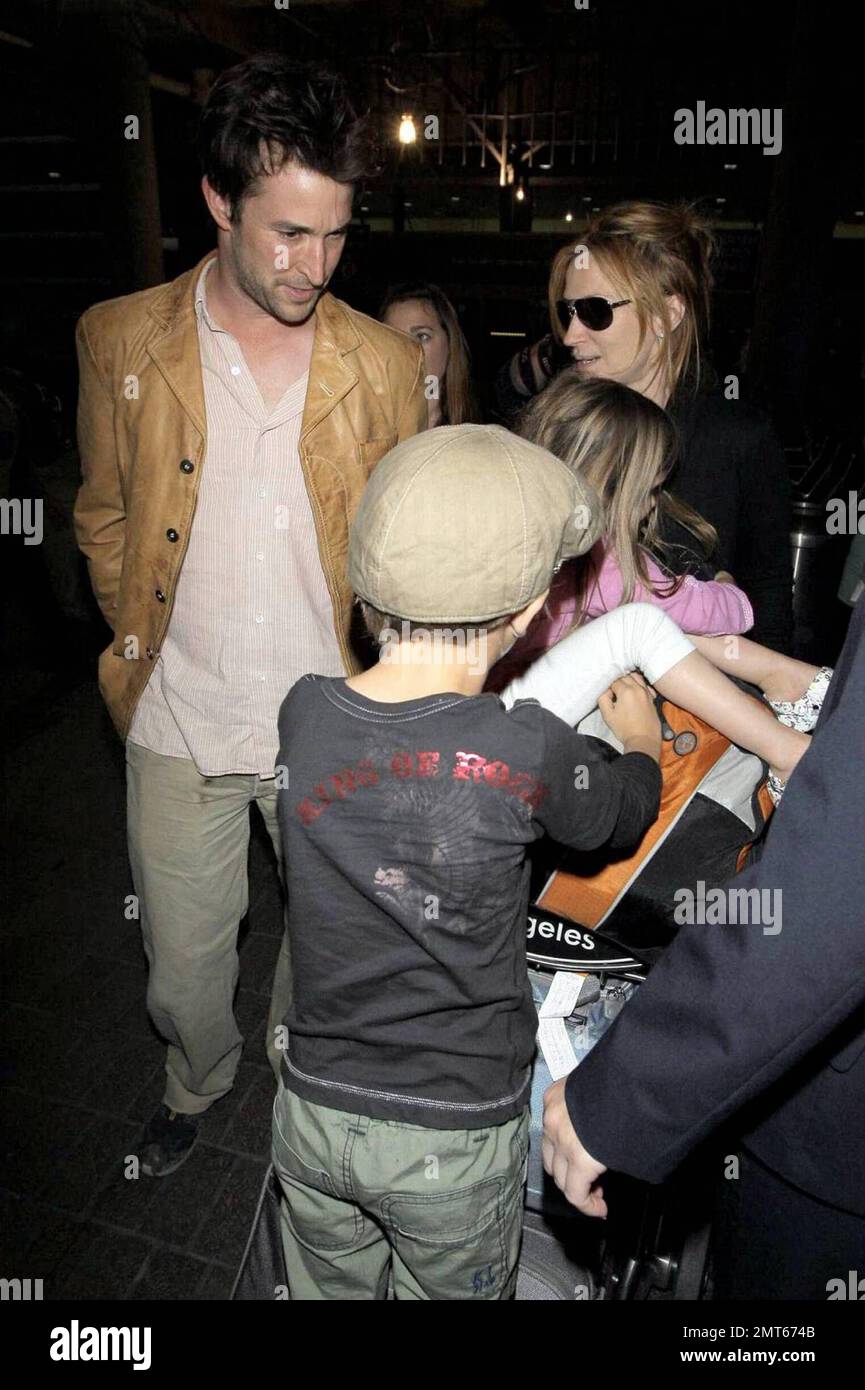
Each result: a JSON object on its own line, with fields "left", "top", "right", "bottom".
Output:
{"left": 271, "top": 1082, "right": 530, "bottom": 1300}
{"left": 125, "top": 741, "right": 291, "bottom": 1114}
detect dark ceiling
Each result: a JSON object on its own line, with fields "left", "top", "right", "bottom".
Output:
{"left": 3, "top": 0, "right": 862, "bottom": 226}
{"left": 1, "top": 0, "right": 862, "bottom": 402}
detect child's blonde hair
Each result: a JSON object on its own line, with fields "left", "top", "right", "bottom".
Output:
{"left": 516, "top": 372, "right": 717, "bottom": 624}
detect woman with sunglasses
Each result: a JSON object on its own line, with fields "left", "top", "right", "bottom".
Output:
{"left": 494, "top": 200, "right": 794, "bottom": 653}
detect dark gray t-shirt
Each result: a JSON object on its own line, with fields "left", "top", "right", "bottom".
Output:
{"left": 276, "top": 675, "right": 661, "bottom": 1129}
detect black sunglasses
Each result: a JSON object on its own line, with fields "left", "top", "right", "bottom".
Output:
{"left": 555, "top": 296, "right": 632, "bottom": 333}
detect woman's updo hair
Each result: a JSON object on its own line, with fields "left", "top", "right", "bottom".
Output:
{"left": 548, "top": 200, "right": 717, "bottom": 398}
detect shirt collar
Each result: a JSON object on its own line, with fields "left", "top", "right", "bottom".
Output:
{"left": 194, "top": 256, "right": 222, "bottom": 332}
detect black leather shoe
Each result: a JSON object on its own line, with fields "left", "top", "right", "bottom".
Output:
{"left": 138, "top": 1103, "right": 201, "bottom": 1177}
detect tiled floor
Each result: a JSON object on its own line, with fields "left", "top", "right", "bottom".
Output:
{"left": 1, "top": 674, "right": 283, "bottom": 1300}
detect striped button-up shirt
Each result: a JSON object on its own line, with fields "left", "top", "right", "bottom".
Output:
{"left": 127, "top": 257, "right": 346, "bottom": 777}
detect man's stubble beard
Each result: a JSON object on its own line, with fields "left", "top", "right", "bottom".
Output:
{"left": 229, "top": 234, "right": 326, "bottom": 327}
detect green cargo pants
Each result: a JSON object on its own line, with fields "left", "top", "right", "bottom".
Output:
{"left": 271, "top": 1080, "right": 530, "bottom": 1300}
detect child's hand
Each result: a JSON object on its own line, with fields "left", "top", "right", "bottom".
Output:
{"left": 598, "top": 673, "right": 662, "bottom": 761}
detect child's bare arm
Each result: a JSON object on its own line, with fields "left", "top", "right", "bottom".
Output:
{"left": 689, "top": 633, "right": 820, "bottom": 706}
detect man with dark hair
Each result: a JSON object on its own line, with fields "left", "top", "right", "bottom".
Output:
{"left": 73, "top": 54, "right": 427, "bottom": 1176}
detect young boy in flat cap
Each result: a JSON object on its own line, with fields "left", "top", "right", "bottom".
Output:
{"left": 271, "top": 423, "right": 663, "bottom": 1300}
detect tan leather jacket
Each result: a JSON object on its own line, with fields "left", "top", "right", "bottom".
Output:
{"left": 73, "top": 251, "right": 427, "bottom": 738}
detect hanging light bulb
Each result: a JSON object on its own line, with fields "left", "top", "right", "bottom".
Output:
{"left": 398, "top": 114, "right": 417, "bottom": 144}
{"left": 515, "top": 185, "right": 526, "bottom": 202}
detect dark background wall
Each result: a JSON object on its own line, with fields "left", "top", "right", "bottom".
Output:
{"left": 1, "top": 0, "right": 863, "bottom": 430}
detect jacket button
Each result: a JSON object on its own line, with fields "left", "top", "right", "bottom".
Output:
{"left": 155, "top": 589, "right": 166, "bottom": 602}
{"left": 146, "top": 646, "right": 155, "bottom": 659}
{"left": 166, "top": 528, "right": 179, "bottom": 542}
{"left": 179, "top": 458, "right": 194, "bottom": 473}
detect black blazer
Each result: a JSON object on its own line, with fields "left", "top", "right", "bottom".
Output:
{"left": 663, "top": 387, "right": 794, "bottom": 654}
{"left": 565, "top": 593, "right": 865, "bottom": 1217}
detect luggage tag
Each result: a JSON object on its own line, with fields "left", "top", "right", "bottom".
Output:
{"left": 537, "top": 1018, "right": 578, "bottom": 1080}
{"left": 539, "top": 970, "right": 590, "bottom": 1019}
{"left": 537, "top": 971, "right": 595, "bottom": 1079}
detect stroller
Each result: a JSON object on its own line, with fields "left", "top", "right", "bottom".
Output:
{"left": 516, "top": 693, "right": 774, "bottom": 1301}
{"left": 233, "top": 697, "right": 773, "bottom": 1301}
{"left": 520, "top": 922, "right": 714, "bottom": 1301}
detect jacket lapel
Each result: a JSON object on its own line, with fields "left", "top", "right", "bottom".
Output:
{"left": 142, "top": 258, "right": 358, "bottom": 444}
{"left": 301, "top": 292, "right": 360, "bottom": 442}
{"left": 145, "top": 252, "right": 214, "bottom": 440}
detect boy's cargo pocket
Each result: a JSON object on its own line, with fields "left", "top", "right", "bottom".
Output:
{"left": 382, "top": 1176, "right": 514, "bottom": 1299}
{"left": 381, "top": 1175, "right": 506, "bottom": 1245}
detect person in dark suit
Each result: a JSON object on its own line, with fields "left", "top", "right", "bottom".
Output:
{"left": 542, "top": 594, "right": 865, "bottom": 1299}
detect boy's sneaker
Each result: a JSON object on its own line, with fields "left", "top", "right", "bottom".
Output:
{"left": 138, "top": 1103, "right": 201, "bottom": 1177}
{"left": 767, "top": 666, "right": 833, "bottom": 733}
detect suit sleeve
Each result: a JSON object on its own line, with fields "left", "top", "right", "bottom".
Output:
{"left": 72, "top": 314, "right": 125, "bottom": 631}
{"left": 564, "top": 603, "right": 865, "bottom": 1183}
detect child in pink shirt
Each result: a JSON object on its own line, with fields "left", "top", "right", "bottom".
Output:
{"left": 487, "top": 545, "right": 753, "bottom": 693}
{"left": 485, "top": 376, "right": 832, "bottom": 800}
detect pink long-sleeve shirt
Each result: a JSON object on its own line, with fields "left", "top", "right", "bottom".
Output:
{"left": 485, "top": 541, "right": 754, "bottom": 693}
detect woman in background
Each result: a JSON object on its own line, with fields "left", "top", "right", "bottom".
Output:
{"left": 380, "top": 281, "right": 480, "bottom": 427}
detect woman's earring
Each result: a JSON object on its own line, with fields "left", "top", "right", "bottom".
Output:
{"left": 655, "top": 331, "right": 665, "bottom": 340}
